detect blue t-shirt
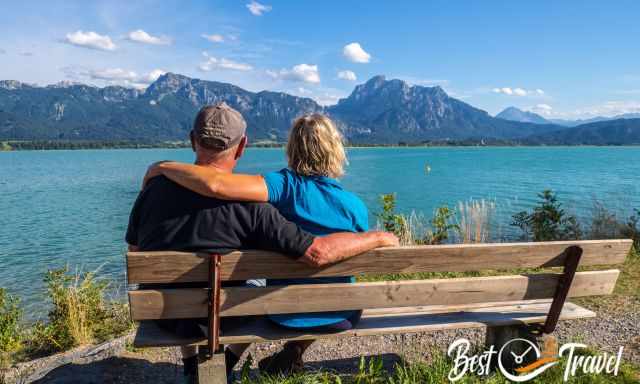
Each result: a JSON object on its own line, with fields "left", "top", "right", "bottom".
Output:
{"left": 263, "top": 168, "right": 369, "bottom": 329}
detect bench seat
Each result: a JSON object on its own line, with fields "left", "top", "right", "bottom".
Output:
{"left": 133, "top": 299, "right": 594, "bottom": 348}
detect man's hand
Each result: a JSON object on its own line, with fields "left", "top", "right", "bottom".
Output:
{"left": 377, "top": 231, "right": 400, "bottom": 247}
{"left": 301, "top": 231, "right": 399, "bottom": 267}
{"left": 142, "top": 161, "right": 170, "bottom": 189}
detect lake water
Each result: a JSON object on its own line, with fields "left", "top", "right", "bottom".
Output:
{"left": 1, "top": 147, "right": 639, "bottom": 314}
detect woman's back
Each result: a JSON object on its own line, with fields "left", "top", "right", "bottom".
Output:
{"left": 264, "top": 168, "right": 369, "bottom": 235}
{"left": 263, "top": 167, "right": 368, "bottom": 329}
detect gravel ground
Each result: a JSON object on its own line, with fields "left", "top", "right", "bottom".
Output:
{"left": 23, "top": 300, "right": 639, "bottom": 384}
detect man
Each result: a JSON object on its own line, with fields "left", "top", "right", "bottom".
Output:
{"left": 126, "top": 102, "right": 398, "bottom": 382}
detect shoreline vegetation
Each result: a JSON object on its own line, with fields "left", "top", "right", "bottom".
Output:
{"left": 1, "top": 191, "right": 639, "bottom": 382}
{"left": 2, "top": 139, "right": 640, "bottom": 151}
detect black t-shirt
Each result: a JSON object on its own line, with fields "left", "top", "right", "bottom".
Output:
{"left": 125, "top": 176, "right": 315, "bottom": 258}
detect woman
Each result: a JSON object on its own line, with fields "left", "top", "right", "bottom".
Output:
{"left": 144, "top": 113, "right": 369, "bottom": 370}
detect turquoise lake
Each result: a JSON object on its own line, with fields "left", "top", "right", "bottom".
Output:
{"left": 1, "top": 147, "right": 639, "bottom": 314}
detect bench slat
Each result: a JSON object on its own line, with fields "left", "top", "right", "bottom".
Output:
{"left": 128, "top": 270, "right": 618, "bottom": 320}
{"left": 133, "top": 301, "right": 595, "bottom": 347}
{"left": 126, "top": 239, "right": 632, "bottom": 284}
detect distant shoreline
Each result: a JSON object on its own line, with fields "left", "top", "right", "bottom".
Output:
{"left": 2, "top": 140, "right": 639, "bottom": 151}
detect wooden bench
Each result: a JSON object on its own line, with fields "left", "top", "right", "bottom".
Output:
{"left": 126, "top": 239, "right": 632, "bottom": 383}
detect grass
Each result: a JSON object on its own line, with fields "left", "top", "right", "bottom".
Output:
{"left": 0, "top": 267, "right": 133, "bottom": 368}
{"left": 574, "top": 246, "right": 640, "bottom": 312}
{"left": 456, "top": 199, "right": 496, "bottom": 244}
{"left": 234, "top": 353, "right": 640, "bottom": 383}
{"left": 25, "top": 267, "right": 133, "bottom": 354}
{"left": 0, "top": 289, "right": 23, "bottom": 368}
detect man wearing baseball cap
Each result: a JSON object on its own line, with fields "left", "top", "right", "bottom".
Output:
{"left": 127, "top": 102, "right": 398, "bottom": 383}
{"left": 191, "top": 102, "right": 247, "bottom": 151}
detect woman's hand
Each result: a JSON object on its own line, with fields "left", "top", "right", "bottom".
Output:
{"left": 142, "top": 161, "right": 170, "bottom": 188}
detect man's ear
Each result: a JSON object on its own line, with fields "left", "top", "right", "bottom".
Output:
{"left": 189, "top": 131, "right": 196, "bottom": 152}
{"left": 234, "top": 135, "right": 248, "bottom": 160}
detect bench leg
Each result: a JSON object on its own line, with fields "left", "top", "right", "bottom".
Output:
{"left": 198, "top": 352, "right": 227, "bottom": 384}
{"left": 485, "top": 325, "right": 538, "bottom": 371}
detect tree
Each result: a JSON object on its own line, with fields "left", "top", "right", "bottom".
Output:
{"left": 511, "top": 190, "right": 581, "bottom": 241}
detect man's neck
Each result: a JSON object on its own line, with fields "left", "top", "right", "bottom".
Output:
{"left": 194, "top": 157, "right": 234, "bottom": 173}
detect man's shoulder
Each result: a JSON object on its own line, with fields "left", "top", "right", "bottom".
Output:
{"left": 142, "top": 177, "right": 278, "bottom": 213}
{"left": 142, "top": 176, "right": 224, "bottom": 208}
{"left": 144, "top": 175, "right": 184, "bottom": 191}
{"left": 144, "top": 176, "right": 211, "bottom": 199}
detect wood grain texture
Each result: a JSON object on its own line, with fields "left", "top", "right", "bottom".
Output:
{"left": 133, "top": 301, "right": 595, "bottom": 347}
{"left": 126, "top": 239, "right": 632, "bottom": 284}
{"left": 128, "top": 270, "right": 618, "bottom": 320}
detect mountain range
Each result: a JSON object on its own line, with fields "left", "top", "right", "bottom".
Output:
{"left": 2, "top": 73, "right": 639, "bottom": 145}
{"left": 496, "top": 105, "right": 640, "bottom": 127}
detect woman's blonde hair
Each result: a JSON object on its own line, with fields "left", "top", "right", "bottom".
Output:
{"left": 286, "top": 114, "right": 347, "bottom": 178}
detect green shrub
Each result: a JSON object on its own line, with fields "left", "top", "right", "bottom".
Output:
{"left": 621, "top": 208, "right": 640, "bottom": 249}
{"left": 511, "top": 190, "right": 582, "bottom": 241}
{"left": 376, "top": 194, "right": 461, "bottom": 245}
{"left": 376, "top": 194, "right": 409, "bottom": 239}
{"left": 0, "top": 288, "right": 23, "bottom": 367}
{"left": 423, "top": 206, "right": 459, "bottom": 245}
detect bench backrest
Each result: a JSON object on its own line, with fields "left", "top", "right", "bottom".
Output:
{"left": 127, "top": 239, "right": 631, "bottom": 321}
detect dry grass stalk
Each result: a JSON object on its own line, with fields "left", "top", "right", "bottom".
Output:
{"left": 457, "top": 199, "right": 496, "bottom": 243}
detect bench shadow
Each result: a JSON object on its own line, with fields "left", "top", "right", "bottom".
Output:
{"left": 303, "top": 353, "right": 402, "bottom": 374}
{"left": 32, "top": 356, "right": 179, "bottom": 384}
{"left": 232, "top": 353, "right": 402, "bottom": 380}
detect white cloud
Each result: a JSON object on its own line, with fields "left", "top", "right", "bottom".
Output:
{"left": 296, "top": 87, "right": 312, "bottom": 94}
{"left": 138, "top": 69, "right": 166, "bottom": 83}
{"left": 493, "top": 87, "right": 545, "bottom": 97}
{"left": 522, "top": 101, "right": 640, "bottom": 119}
{"left": 513, "top": 88, "right": 527, "bottom": 96}
{"left": 127, "top": 29, "right": 171, "bottom": 45}
{"left": 246, "top": 1, "right": 272, "bottom": 16}
{"left": 577, "top": 101, "right": 640, "bottom": 117}
{"left": 337, "top": 70, "right": 357, "bottom": 81}
{"left": 64, "top": 30, "right": 116, "bottom": 51}
{"left": 199, "top": 53, "right": 253, "bottom": 71}
{"left": 343, "top": 42, "right": 371, "bottom": 63}
{"left": 529, "top": 104, "right": 553, "bottom": 116}
{"left": 64, "top": 66, "right": 166, "bottom": 88}
{"left": 267, "top": 64, "right": 320, "bottom": 84}
{"left": 89, "top": 68, "right": 138, "bottom": 81}
{"left": 202, "top": 34, "right": 225, "bottom": 43}
{"left": 315, "top": 92, "right": 342, "bottom": 106}
{"left": 493, "top": 87, "right": 513, "bottom": 95}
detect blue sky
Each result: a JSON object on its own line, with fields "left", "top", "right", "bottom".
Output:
{"left": 1, "top": 0, "right": 640, "bottom": 118}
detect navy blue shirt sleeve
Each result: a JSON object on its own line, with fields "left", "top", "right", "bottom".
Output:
{"left": 248, "top": 203, "right": 315, "bottom": 259}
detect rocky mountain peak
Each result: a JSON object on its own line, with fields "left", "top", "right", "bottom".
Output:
{"left": 144, "top": 72, "right": 192, "bottom": 97}
{"left": 496, "top": 106, "right": 550, "bottom": 125}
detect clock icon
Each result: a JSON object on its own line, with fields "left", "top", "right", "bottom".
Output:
{"left": 498, "top": 338, "right": 540, "bottom": 374}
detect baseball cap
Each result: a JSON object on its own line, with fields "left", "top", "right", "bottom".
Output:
{"left": 192, "top": 102, "right": 247, "bottom": 150}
